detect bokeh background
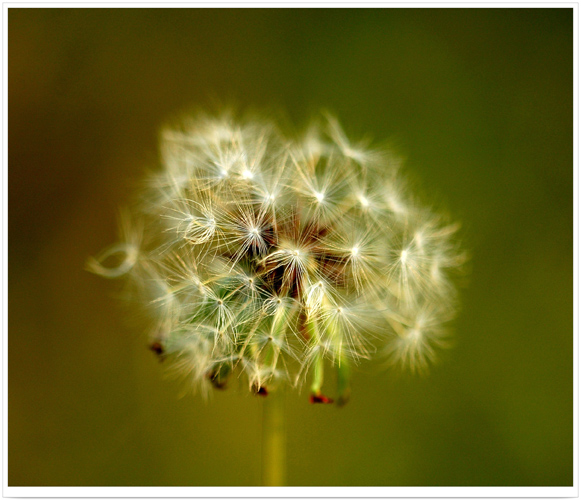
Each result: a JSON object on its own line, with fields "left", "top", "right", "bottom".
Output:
{"left": 9, "top": 8, "right": 573, "bottom": 486}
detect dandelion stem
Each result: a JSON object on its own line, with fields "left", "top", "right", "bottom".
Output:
{"left": 305, "top": 319, "right": 325, "bottom": 395}
{"left": 336, "top": 354, "right": 351, "bottom": 406}
{"left": 261, "top": 390, "right": 286, "bottom": 486}
{"left": 310, "top": 350, "right": 325, "bottom": 395}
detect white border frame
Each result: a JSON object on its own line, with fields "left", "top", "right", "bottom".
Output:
{"left": 2, "top": 3, "right": 578, "bottom": 497}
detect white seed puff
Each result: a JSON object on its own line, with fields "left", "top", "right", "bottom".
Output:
{"left": 89, "top": 111, "right": 466, "bottom": 403}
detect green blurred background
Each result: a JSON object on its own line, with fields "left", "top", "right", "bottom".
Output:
{"left": 9, "top": 8, "right": 572, "bottom": 486}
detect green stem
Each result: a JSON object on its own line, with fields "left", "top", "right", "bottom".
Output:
{"left": 310, "top": 349, "right": 325, "bottom": 395}
{"left": 305, "top": 318, "right": 325, "bottom": 395}
{"left": 336, "top": 353, "right": 351, "bottom": 406}
{"left": 261, "top": 390, "right": 286, "bottom": 486}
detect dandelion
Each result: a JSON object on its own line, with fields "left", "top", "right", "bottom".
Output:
{"left": 88, "top": 111, "right": 466, "bottom": 485}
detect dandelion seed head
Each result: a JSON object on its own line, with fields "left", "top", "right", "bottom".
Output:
{"left": 89, "top": 111, "right": 466, "bottom": 400}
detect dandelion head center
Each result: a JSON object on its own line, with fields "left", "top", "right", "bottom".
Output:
{"left": 400, "top": 250, "right": 408, "bottom": 264}
{"left": 407, "top": 328, "right": 422, "bottom": 342}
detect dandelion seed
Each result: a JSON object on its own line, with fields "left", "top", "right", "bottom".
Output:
{"left": 305, "top": 280, "right": 327, "bottom": 316}
{"left": 86, "top": 211, "right": 141, "bottom": 278}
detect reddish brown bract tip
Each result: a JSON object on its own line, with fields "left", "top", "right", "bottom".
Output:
{"left": 310, "top": 393, "right": 334, "bottom": 404}
{"left": 253, "top": 385, "right": 269, "bottom": 397}
{"left": 149, "top": 342, "right": 165, "bottom": 361}
{"left": 209, "top": 377, "right": 227, "bottom": 390}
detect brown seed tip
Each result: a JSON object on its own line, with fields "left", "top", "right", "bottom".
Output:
{"left": 310, "top": 393, "right": 334, "bottom": 404}
{"left": 253, "top": 385, "right": 269, "bottom": 397}
{"left": 206, "top": 369, "right": 228, "bottom": 390}
{"left": 210, "top": 379, "right": 227, "bottom": 390}
{"left": 149, "top": 342, "right": 165, "bottom": 360}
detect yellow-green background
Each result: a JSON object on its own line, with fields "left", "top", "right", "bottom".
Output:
{"left": 9, "top": 8, "right": 573, "bottom": 486}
